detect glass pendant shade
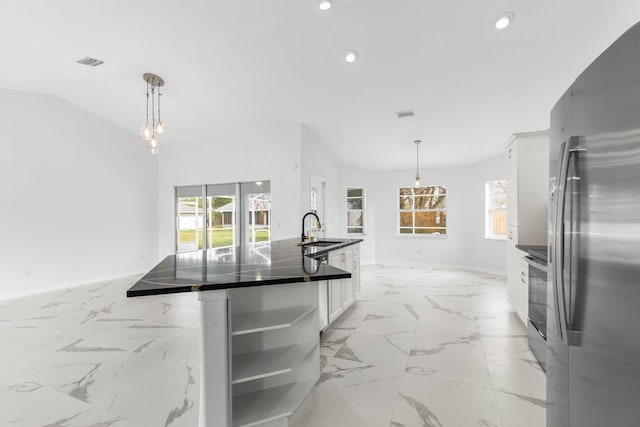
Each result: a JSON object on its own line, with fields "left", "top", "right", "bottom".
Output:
{"left": 141, "top": 73, "right": 165, "bottom": 154}
{"left": 140, "top": 125, "right": 152, "bottom": 141}
{"left": 150, "top": 136, "right": 158, "bottom": 154}
{"left": 413, "top": 139, "right": 422, "bottom": 187}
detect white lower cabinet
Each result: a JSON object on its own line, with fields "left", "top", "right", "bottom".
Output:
{"left": 328, "top": 251, "right": 344, "bottom": 324}
{"left": 353, "top": 246, "right": 361, "bottom": 295}
{"left": 507, "top": 226, "right": 529, "bottom": 325}
{"left": 516, "top": 259, "right": 529, "bottom": 323}
{"left": 343, "top": 249, "right": 355, "bottom": 307}
{"left": 506, "top": 226, "right": 518, "bottom": 305}
{"left": 327, "top": 244, "right": 360, "bottom": 327}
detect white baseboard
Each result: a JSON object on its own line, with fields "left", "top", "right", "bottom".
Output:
{"left": 464, "top": 265, "right": 507, "bottom": 277}
{"left": 366, "top": 262, "right": 506, "bottom": 277}
{"left": 0, "top": 270, "right": 144, "bottom": 301}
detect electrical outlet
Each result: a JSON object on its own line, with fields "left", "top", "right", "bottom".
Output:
{"left": 23, "top": 268, "right": 31, "bottom": 277}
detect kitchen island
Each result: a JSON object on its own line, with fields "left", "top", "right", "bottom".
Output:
{"left": 127, "top": 237, "right": 361, "bottom": 427}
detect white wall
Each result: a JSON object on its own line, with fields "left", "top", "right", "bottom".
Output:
{"left": 372, "top": 166, "right": 475, "bottom": 268}
{"left": 472, "top": 155, "right": 507, "bottom": 274}
{"left": 365, "top": 154, "right": 506, "bottom": 274}
{"left": 0, "top": 89, "right": 158, "bottom": 299}
{"left": 300, "top": 125, "right": 341, "bottom": 237}
{"left": 0, "top": 87, "right": 506, "bottom": 302}
{"left": 338, "top": 165, "right": 376, "bottom": 265}
{"left": 157, "top": 122, "right": 302, "bottom": 257}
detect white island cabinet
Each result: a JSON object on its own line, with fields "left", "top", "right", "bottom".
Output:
{"left": 127, "top": 238, "right": 354, "bottom": 427}
{"left": 327, "top": 243, "right": 360, "bottom": 327}
{"left": 228, "top": 283, "right": 319, "bottom": 427}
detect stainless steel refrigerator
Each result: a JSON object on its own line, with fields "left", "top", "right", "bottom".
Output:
{"left": 548, "top": 21, "right": 640, "bottom": 427}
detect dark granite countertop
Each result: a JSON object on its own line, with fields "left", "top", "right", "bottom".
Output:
{"left": 127, "top": 237, "right": 363, "bottom": 297}
{"left": 515, "top": 244, "right": 547, "bottom": 253}
{"left": 516, "top": 244, "right": 548, "bottom": 263}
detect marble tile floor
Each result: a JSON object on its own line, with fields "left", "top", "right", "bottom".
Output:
{"left": 304, "top": 265, "right": 546, "bottom": 427}
{"left": 0, "top": 265, "right": 546, "bottom": 427}
{"left": 0, "top": 277, "right": 201, "bottom": 427}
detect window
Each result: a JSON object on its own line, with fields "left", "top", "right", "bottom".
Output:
{"left": 398, "top": 186, "right": 447, "bottom": 235}
{"left": 176, "top": 186, "right": 204, "bottom": 252}
{"left": 485, "top": 180, "right": 507, "bottom": 240}
{"left": 175, "top": 181, "right": 271, "bottom": 253}
{"left": 346, "top": 188, "right": 365, "bottom": 234}
{"left": 205, "top": 183, "right": 238, "bottom": 249}
{"left": 244, "top": 183, "right": 271, "bottom": 244}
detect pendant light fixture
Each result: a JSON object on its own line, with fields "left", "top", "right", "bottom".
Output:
{"left": 140, "top": 73, "right": 165, "bottom": 154}
{"left": 414, "top": 139, "right": 422, "bottom": 187}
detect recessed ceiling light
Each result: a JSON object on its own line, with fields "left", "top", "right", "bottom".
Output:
{"left": 345, "top": 49, "right": 359, "bottom": 63}
{"left": 495, "top": 12, "right": 514, "bottom": 30}
{"left": 319, "top": 0, "right": 332, "bottom": 10}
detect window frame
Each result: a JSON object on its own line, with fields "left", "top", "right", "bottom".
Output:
{"left": 485, "top": 179, "right": 507, "bottom": 241}
{"left": 397, "top": 185, "right": 447, "bottom": 238}
{"left": 346, "top": 187, "right": 365, "bottom": 235}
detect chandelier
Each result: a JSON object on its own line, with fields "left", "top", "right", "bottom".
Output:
{"left": 140, "top": 73, "right": 165, "bottom": 154}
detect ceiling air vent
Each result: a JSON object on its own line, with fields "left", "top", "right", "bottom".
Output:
{"left": 76, "top": 57, "right": 104, "bottom": 67}
{"left": 397, "top": 110, "right": 415, "bottom": 118}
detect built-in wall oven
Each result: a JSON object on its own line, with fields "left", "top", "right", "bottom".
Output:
{"left": 524, "top": 249, "right": 547, "bottom": 371}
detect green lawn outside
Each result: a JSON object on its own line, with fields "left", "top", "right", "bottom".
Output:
{"left": 179, "top": 228, "right": 269, "bottom": 249}
{"left": 251, "top": 229, "right": 270, "bottom": 243}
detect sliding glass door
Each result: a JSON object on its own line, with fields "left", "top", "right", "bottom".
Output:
{"left": 175, "top": 181, "right": 271, "bottom": 253}
{"left": 206, "top": 183, "right": 238, "bottom": 249}
{"left": 241, "top": 181, "right": 271, "bottom": 244}
{"left": 176, "top": 186, "right": 204, "bottom": 252}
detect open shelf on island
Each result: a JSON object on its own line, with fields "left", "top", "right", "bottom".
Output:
{"left": 232, "top": 342, "right": 316, "bottom": 385}
{"left": 232, "top": 380, "right": 315, "bottom": 427}
{"left": 231, "top": 305, "right": 315, "bottom": 336}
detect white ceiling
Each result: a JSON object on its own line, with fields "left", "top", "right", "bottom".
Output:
{"left": 2, "top": 0, "right": 640, "bottom": 170}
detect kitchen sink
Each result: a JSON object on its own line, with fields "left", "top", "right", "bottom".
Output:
{"left": 303, "top": 241, "right": 338, "bottom": 247}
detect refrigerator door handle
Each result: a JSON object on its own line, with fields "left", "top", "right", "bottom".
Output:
{"left": 566, "top": 145, "right": 585, "bottom": 346}
{"left": 555, "top": 136, "right": 584, "bottom": 347}
{"left": 553, "top": 140, "right": 569, "bottom": 343}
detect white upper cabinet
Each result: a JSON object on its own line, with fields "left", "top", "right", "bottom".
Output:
{"left": 506, "top": 131, "right": 549, "bottom": 324}
{"left": 506, "top": 131, "right": 550, "bottom": 245}
{"left": 506, "top": 140, "right": 519, "bottom": 226}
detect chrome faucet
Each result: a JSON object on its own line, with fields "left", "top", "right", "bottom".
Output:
{"left": 301, "top": 211, "right": 322, "bottom": 244}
